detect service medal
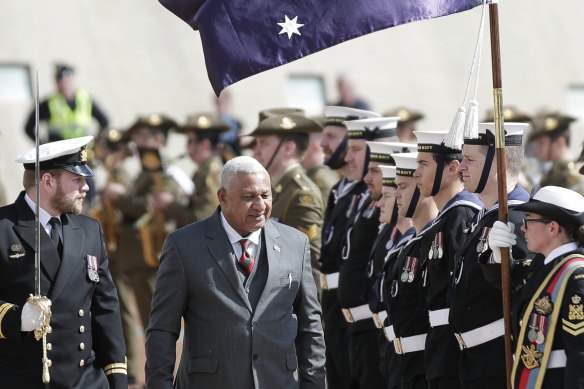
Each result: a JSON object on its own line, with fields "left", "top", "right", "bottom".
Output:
{"left": 407, "top": 272, "right": 415, "bottom": 283}
{"left": 401, "top": 271, "right": 409, "bottom": 283}
{"left": 386, "top": 240, "right": 395, "bottom": 250}
{"left": 477, "top": 240, "right": 484, "bottom": 253}
{"left": 86, "top": 255, "right": 100, "bottom": 283}
{"left": 482, "top": 241, "right": 489, "bottom": 253}
{"left": 528, "top": 328, "right": 538, "bottom": 342}
{"left": 428, "top": 246, "right": 435, "bottom": 260}
{"left": 536, "top": 331, "right": 545, "bottom": 345}
{"left": 437, "top": 247, "right": 444, "bottom": 259}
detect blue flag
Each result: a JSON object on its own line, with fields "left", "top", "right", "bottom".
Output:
{"left": 159, "top": 0, "right": 487, "bottom": 95}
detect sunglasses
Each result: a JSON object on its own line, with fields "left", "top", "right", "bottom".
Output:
{"left": 522, "top": 218, "right": 552, "bottom": 229}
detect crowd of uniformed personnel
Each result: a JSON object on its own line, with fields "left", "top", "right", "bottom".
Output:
{"left": 3, "top": 64, "right": 584, "bottom": 389}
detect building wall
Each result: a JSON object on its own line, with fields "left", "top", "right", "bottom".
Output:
{"left": 1, "top": 0, "right": 583, "bottom": 200}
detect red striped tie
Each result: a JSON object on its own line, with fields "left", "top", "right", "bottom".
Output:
{"left": 238, "top": 239, "right": 255, "bottom": 276}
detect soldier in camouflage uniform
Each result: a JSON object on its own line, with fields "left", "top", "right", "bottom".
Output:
{"left": 251, "top": 113, "right": 324, "bottom": 288}
{"left": 165, "top": 113, "right": 228, "bottom": 227}
{"left": 530, "top": 113, "right": 584, "bottom": 194}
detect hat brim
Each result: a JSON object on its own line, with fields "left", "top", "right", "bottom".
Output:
{"left": 514, "top": 200, "right": 584, "bottom": 226}
{"left": 63, "top": 164, "right": 94, "bottom": 177}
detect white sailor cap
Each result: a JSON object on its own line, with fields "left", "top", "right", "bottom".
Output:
{"left": 323, "top": 106, "right": 380, "bottom": 127}
{"left": 414, "top": 130, "right": 461, "bottom": 152}
{"left": 344, "top": 117, "right": 400, "bottom": 140}
{"left": 367, "top": 141, "right": 417, "bottom": 163}
{"left": 515, "top": 186, "right": 584, "bottom": 226}
{"left": 464, "top": 122, "right": 529, "bottom": 146}
{"left": 16, "top": 136, "right": 95, "bottom": 177}
{"left": 391, "top": 152, "right": 419, "bottom": 177}
{"left": 379, "top": 165, "right": 397, "bottom": 187}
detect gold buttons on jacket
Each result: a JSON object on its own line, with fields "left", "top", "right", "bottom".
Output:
{"left": 79, "top": 343, "right": 85, "bottom": 350}
{"left": 78, "top": 309, "right": 84, "bottom": 317}
{"left": 79, "top": 325, "right": 85, "bottom": 333}
{"left": 79, "top": 360, "right": 85, "bottom": 367}
{"left": 46, "top": 343, "right": 52, "bottom": 351}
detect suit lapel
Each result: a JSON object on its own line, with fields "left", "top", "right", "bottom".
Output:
{"left": 50, "top": 215, "right": 84, "bottom": 301}
{"left": 12, "top": 195, "right": 60, "bottom": 288}
{"left": 254, "top": 221, "right": 281, "bottom": 317}
{"left": 207, "top": 212, "right": 253, "bottom": 313}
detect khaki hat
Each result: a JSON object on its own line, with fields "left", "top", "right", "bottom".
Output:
{"left": 249, "top": 114, "right": 321, "bottom": 137}
{"left": 177, "top": 113, "right": 230, "bottom": 134}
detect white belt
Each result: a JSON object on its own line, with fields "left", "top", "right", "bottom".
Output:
{"left": 321, "top": 272, "right": 339, "bottom": 290}
{"left": 428, "top": 308, "right": 449, "bottom": 327}
{"left": 512, "top": 349, "right": 566, "bottom": 369}
{"left": 384, "top": 324, "right": 396, "bottom": 342}
{"left": 373, "top": 310, "right": 388, "bottom": 329}
{"left": 342, "top": 304, "right": 375, "bottom": 323}
{"left": 454, "top": 318, "right": 504, "bottom": 349}
{"left": 394, "top": 333, "right": 427, "bottom": 355}
{"left": 547, "top": 350, "right": 567, "bottom": 369}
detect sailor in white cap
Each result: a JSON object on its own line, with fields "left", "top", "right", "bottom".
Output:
{"left": 375, "top": 163, "right": 416, "bottom": 388}
{"left": 337, "top": 117, "right": 402, "bottom": 388}
{"left": 0, "top": 136, "right": 128, "bottom": 388}
{"left": 318, "top": 106, "right": 379, "bottom": 389}
{"left": 412, "top": 130, "right": 483, "bottom": 388}
{"left": 448, "top": 122, "right": 535, "bottom": 387}
{"left": 488, "top": 186, "right": 584, "bottom": 388}
{"left": 385, "top": 152, "right": 438, "bottom": 388}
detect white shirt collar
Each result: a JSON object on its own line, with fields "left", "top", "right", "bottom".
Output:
{"left": 24, "top": 193, "right": 59, "bottom": 232}
{"left": 544, "top": 242, "right": 579, "bottom": 265}
{"left": 220, "top": 211, "right": 261, "bottom": 246}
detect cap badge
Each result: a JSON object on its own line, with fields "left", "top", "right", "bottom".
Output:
{"left": 573, "top": 295, "right": 582, "bottom": 305}
{"left": 149, "top": 114, "right": 163, "bottom": 126}
{"left": 80, "top": 147, "right": 88, "bottom": 162}
{"left": 545, "top": 117, "right": 558, "bottom": 131}
{"left": 397, "top": 109, "right": 410, "bottom": 121}
{"left": 197, "top": 116, "right": 211, "bottom": 129}
{"left": 280, "top": 117, "right": 296, "bottom": 130}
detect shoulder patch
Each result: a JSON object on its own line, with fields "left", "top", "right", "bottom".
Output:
{"left": 574, "top": 274, "right": 584, "bottom": 280}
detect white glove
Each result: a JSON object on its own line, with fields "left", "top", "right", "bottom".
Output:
{"left": 21, "top": 302, "right": 45, "bottom": 332}
{"left": 488, "top": 221, "right": 516, "bottom": 264}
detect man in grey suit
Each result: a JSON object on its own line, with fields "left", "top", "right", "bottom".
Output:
{"left": 145, "top": 156, "right": 326, "bottom": 389}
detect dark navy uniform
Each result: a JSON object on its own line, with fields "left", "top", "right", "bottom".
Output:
{"left": 448, "top": 185, "right": 531, "bottom": 387}
{"left": 418, "top": 191, "right": 481, "bottom": 386}
{"left": 389, "top": 222, "right": 434, "bottom": 388}
{"left": 338, "top": 190, "right": 384, "bottom": 387}
{"left": 381, "top": 227, "right": 416, "bottom": 389}
{"left": 0, "top": 192, "right": 127, "bottom": 389}
{"left": 511, "top": 246, "right": 584, "bottom": 388}
{"left": 319, "top": 177, "right": 364, "bottom": 389}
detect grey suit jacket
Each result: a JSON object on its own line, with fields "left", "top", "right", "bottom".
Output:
{"left": 145, "top": 209, "right": 325, "bottom": 389}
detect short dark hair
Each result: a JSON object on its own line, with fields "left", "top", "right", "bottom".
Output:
{"left": 281, "top": 133, "right": 309, "bottom": 158}
{"left": 23, "top": 169, "right": 63, "bottom": 189}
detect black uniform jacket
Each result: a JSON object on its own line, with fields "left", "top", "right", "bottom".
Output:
{"left": 319, "top": 179, "right": 366, "bottom": 331}
{"left": 448, "top": 185, "right": 531, "bottom": 382}
{"left": 0, "top": 192, "right": 127, "bottom": 389}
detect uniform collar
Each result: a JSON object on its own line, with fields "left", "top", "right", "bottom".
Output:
{"left": 24, "top": 192, "right": 60, "bottom": 229}
{"left": 544, "top": 242, "right": 579, "bottom": 265}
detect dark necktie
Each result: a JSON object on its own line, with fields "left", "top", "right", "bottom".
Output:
{"left": 49, "top": 217, "right": 63, "bottom": 257}
{"left": 238, "top": 239, "right": 255, "bottom": 276}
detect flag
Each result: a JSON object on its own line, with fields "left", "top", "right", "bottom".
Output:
{"left": 159, "top": 0, "right": 488, "bottom": 95}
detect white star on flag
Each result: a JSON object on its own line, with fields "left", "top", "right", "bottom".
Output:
{"left": 277, "top": 15, "right": 304, "bottom": 40}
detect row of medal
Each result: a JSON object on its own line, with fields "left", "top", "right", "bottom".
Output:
{"left": 527, "top": 312, "right": 547, "bottom": 345}
{"left": 428, "top": 232, "right": 444, "bottom": 260}
{"left": 400, "top": 256, "right": 419, "bottom": 283}
{"left": 476, "top": 227, "right": 491, "bottom": 254}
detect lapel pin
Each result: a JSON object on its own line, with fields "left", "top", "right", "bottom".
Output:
{"left": 273, "top": 245, "right": 280, "bottom": 252}
{"left": 9, "top": 243, "right": 25, "bottom": 259}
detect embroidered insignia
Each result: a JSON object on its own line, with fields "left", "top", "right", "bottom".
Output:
{"left": 9, "top": 253, "right": 25, "bottom": 259}
{"left": 300, "top": 194, "right": 313, "bottom": 204}
{"left": 534, "top": 295, "right": 553, "bottom": 316}
{"left": 298, "top": 224, "right": 318, "bottom": 241}
{"left": 274, "top": 184, "right": 283, "bottom": 194}
{"left": 569, "top": 304, "right": 584, "bottom": 321}
{"left": 572, "top": 295, "right": 582, "bottom": 304}
{"left": 521, "top": 344, "right": 542, "bottom": 369}
{"left": 574, "top": 274, "right": 584, "bottom": 280}
{"left": 10, "top": 244, "right": 22, "bottom": 252}
{"left": 562, "top": 318, "right": 584, "bottom": 336}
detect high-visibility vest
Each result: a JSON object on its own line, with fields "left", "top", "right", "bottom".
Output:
{"left": 47, "top": 89, "right": 93, "bottom": 140}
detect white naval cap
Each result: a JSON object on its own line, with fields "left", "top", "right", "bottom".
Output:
{"left": 391, "top": 152, "right": 419, "bottom": 177}
{"left": 323, "top": 106, "right": 380, "bottom": 127}
{"left": 413, "top": 130, "right": 461, "bottom": 152}
{"left": 343, "top": 117, "right": 400, "bottom": 140}
{"left": 515, "top": 186, "right": 584, "bottom": 226}
{"left": 16, "top": 136, "right": 95, "bottom": 177}
{"left": 464, "top": 122, "right": 529, "bottom": 146}
{"left": 367, "top": 141, "right": 417, "bottom": 163}
{"left": 379, "top": 165, "right": 397, "bottom": 187}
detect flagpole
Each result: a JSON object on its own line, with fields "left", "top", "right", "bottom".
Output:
{"left": 488, "top": 3, "right": 513, "bottom": 388}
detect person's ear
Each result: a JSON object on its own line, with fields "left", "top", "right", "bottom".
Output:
{"left": 217, "top": 188, "right": 227, "bottom": 205}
